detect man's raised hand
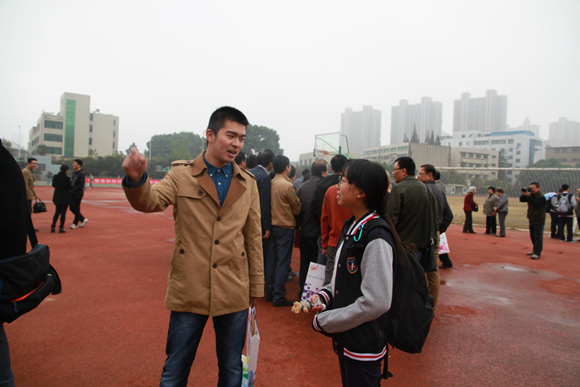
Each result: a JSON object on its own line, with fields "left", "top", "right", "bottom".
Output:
{"left": 123, "top": 146, "right": 148, "bottom": 184}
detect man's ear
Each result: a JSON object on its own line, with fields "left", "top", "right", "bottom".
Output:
{"left": 206, "top": 129, "right": 214, "bottom": 145}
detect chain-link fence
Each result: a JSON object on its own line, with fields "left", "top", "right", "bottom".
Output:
{"left": 436, "top": 167, "right": 580, "bottom": 234}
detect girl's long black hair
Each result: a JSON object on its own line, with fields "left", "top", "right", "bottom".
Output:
{"left": 342, "top": 159, "right": 410, "bottom": 268}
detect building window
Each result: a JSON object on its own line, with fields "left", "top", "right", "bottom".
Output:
{"left": 44, "top": 133, "right": 63, "bottom": 142}
{"left": 492, "top": 155, "right": 497, "bottom": 158}
{"left": 516, "top": 143, "right": 521, "bottom": 147}
{"left": 90, "top": 125, "right": 93, "bottom": 133}
{"left": 114, "top": 120, "right": 116, "bottom": 126}
{"left": 516, "top": 151, "right": 521, "bottom": 155}
{"left": 90, "top": 113, "right": 93, "bottom": 121}
{"left": 113, "top": 131, "right": 116, "bottom": 138}
{"left": 462, "top": 135, "right": 465, "bottom": 138}
{"left": 459, "top": 142, "right": 463, "bottom": 146}
{"left": 89, "top": 138, "right": 92, "bottom": 145}
{"left": 44, "top": 120, "right": 63, "bottom": 129}
{"left": 113, "top": 142, "right": 115, "bottom": 149}
{"left": 516, "top": 158, "right": 521, "bottom": 163}
{"left": 509, "top": 148, "right": 513, "bottom": 151}
{"left": 508, "top": 139, "right": 514, "bottom": 144}
{"left": 46, "top": 147, "right": 62, "bottom": 155}
{"left": 461, "top": 152, "right": 466, "bottom": 157}
{"left": 508, "top": 156, "right": 513, "bottom": 159}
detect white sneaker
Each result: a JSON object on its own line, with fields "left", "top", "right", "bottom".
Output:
{"left": 79, "top": 219, "right": 89, "bottom": 228}
{"left": 70, "top": 224, "right": 78, "bottom": 229}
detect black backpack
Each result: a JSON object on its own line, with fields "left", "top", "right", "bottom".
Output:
{"left": 353, "top": 217, "right": 434, "bottom": 379}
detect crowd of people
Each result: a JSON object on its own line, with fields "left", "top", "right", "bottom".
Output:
{"left": 3, "top": 106, "right": 580, "bottom": 386}
{"left": 462, "top": 182, "right": 579, "bottom": 260}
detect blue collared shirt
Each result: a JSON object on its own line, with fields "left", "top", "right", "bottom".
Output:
{"left": 204, "top": 154, "right": 232, "bottom": 206}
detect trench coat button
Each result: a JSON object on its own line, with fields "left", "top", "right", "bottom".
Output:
{"left": 215, "top": 240, "right": 219, "bottom": 245}
{"left": 241, "top": 252, "right": 245, "bottom": 257}
{"left": 179, "top": 249, "right": 184, "bottom": 254}
{"left": 338, "top": 264, "right": 341, "bottom": 268}
{"left": 198, "top": 191, "right": 203, "bottom": 196}
{"left": 213, "top": 263, "right": 218, "bottom": 268}
{"left": 345, "top": 236, "right": 349, "bottom": 240}
{"left": 334, "top": 349, "right": 337, "bottom": 354}
{"left": 217, "top": 216, "right": 221, "bottom": 221}
{"left": 334, "top": 342, "right": 338, "bottom": 345}
{"left": 335, "top": 290, "right": 339, "bottom": 295}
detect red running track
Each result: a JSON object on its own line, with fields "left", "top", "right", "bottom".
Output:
{"left": 5, "top": 186, "right": 580, "bottom": 386}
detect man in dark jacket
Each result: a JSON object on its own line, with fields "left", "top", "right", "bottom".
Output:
{"left": 248, "top": 150, "right": 275, "bottom": 300}
{"left": 520, "top": 182, "right": 546, "bottom": 260}
{"left": 387, "top": 157, "right": 438, "bottom": 311}
{"left": 311, "top": 155, "right": 348, "bottom": 264}
{"left": 297, "top": 159, "right": 328, "bottom": 298}
{"left": 69, "top": 159, "right": 88, "bottom": 229}
{"left": 417, "top": 164, "right": 453, "bottom": 311}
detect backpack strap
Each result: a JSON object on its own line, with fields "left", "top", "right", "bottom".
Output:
{"left": 27, "top": 215, "right": 39, "bottom": 248}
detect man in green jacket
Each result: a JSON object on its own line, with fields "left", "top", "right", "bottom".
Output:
{"left": 387, "top": 157, "right": 438, "bottom": 310}
{"left": 519, "top": 182, "right": 546, "bottom": 260}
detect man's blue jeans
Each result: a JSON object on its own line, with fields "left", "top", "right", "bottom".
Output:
{"left": 267, "top": 226, "right": 294, "bottom": 303}
{"left": 160, "top": 309, "right": 247, "bottom": 387}
{"left": 0, "top": 324, "right": 15, "bottom": 387}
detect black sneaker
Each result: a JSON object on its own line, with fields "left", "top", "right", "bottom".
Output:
{"left": 51, "top": 225, "right": 55, "bottom": 233}
{"left": 273, "top": 298, "right": 294, "bottom": 307}
{"left": 264, "top": 294, "right": 273, "bottom": 302}
{"left": 59, "top": 229, "right": 66, "bottom": 234}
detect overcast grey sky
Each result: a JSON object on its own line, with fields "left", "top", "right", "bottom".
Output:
{"left": 1, "top": 0, "right": 579, "bottom": 161}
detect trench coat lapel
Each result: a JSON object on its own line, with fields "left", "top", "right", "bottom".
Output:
{"left": 191, "top": 153, "right": 220, "bottom": 207}
{"left": 219, "top": 163, "right": 247, "bottom": 216}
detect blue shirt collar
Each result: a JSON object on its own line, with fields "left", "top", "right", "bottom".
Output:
{"left": 203, "top": 153, "right": 233, "bottom": 176}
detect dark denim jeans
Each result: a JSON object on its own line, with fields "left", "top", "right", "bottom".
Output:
{"left": 267, "top": 226, "right": 294, "bottom": 303}
{"left": 0, "top": 324, "right": 15, "bottom": 387}
{"left": 558, "top": 217, "right": 573, "bottom": 242}
{"left": 160, "top": 309, "right": 247, "bottom": 387}
{"left": 529, "top": 222, "right": 544, "bottom": 256}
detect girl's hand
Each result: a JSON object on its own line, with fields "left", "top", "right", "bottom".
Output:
{"left": 310, "top": 295, "right": 325, "bottom": 313}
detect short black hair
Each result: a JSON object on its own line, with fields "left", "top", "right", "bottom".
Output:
{"left": 434, "top": 170, "right": 441, "bottom": 180}
{"left": 273, "top": 155, "right": 290, "bottom": 174}
{"left": 207, "top": 106, "right": 249, "bottom": 135}
{"left": 246, "top": 154, "right": 258, "bottom": 169}
{"left": 488, "top": 186, "right": 496, "bottom": 193}
{"left": 302, "top": 169, "right": 310, "bottom": 176}
{"left": 74, "top": 159, "right": 83, "bottom": 167}
{"left": 330, "top": 154, "right": 348, "bottom": 174}
{"left": 311, "top": 160, "right": 328, "bottom": 177}
{"left": 395, "top": 157, "right": 415, "bottom": 176}
{"left": 562, "top": 184, "right": 569, "bottom": 191}
{"left": 530, "top": 182, "right": 540, "bottom": 188}
{"left": 289, "top": 165, "right": 296, "bottom": 179}
{"left": 257, "top": 149, "right": 275, "bottom": 168}
{"left": 27, "top": 157, "right": 37, "bottom": 164}
{"left": 60, "top": 165, "right": 69, "bottom": 173}
{"left": 234, "top": 151, "right": 246, "bottom": 166}
{"left": 420, "top": 164, "right": 437, "bottom": 178}
{"left": 497, "top": 188, "right": 504, "bottom": 194}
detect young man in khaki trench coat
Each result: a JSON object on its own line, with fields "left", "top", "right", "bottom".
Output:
{"left": 122, "top": 106, "right": 264, "bottom": 387}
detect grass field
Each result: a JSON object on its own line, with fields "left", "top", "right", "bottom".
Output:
{"left": 446, "top": 195, "right": 579, "bottom": 235}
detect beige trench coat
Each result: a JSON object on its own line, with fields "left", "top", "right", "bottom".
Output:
{"left": 123, "top": 152, "right": 264, "bottom": 316}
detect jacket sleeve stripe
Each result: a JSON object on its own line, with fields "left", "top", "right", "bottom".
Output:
{"left": 343, "top": 346, "right": 387, "bottom": 362}
{"left": 318, "top": 290, "right": 330, "bottom": 305}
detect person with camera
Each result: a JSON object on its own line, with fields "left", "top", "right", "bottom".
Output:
{"left": 519, "top": 183, "right": 546, "bottom": 260}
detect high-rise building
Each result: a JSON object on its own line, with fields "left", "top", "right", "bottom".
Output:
{"left": 28, "top": 92, "right": 119, "bottom": 158}
{"left": 390, "top": 97, "right": 442, "bottom": 145}
{"left": 340, "top": 106, "right": 381, "bottom": 155}
{"left": 547, "top": 117, "right": 580, "bottom": 147}
{"left": 453, "top": 90, "right": 507, "bottom": 134}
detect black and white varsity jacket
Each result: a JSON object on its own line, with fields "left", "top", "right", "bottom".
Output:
{"left": 312, "top": 213, "right": 394, "bottom": 362}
